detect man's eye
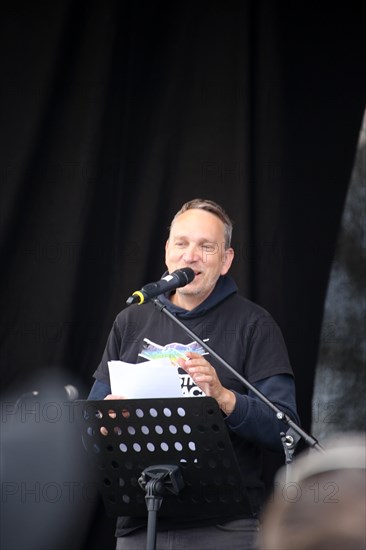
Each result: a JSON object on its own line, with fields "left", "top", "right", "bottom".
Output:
{"left": 201, "top": 244, "right": 216, "bottom": 252}
{"left": 175, "top": 242, "right": 185, "bottom": 247}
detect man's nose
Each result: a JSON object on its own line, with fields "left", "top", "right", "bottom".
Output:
{"left": 182, "top": 245, "right": 201, "bottom": 262}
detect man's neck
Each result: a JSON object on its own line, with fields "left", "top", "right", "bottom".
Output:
{"left": 169, "top": 295, "right": 192, "bottom": 311}
{"left": 169, "top": 290, "right": 210, "bottom": 312}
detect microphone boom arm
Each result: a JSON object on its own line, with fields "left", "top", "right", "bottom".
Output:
{"left": 152, "top": 297, "right": 325, "bottom": 455}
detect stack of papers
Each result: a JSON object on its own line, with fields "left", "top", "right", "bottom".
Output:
{"left": 108, "top": 358, "right": 183, "bottom": 399}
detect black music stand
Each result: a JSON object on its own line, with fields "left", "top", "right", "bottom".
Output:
{"left": 76, "top": 397, "right": 252, "bottom": 550}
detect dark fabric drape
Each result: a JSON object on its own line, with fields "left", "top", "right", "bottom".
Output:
{"left": 1, "top": 1, "right": 365, "bottom": 549}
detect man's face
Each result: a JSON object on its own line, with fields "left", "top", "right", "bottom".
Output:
{"left": 165, "top": 208, "right": 234, "bottom": 309}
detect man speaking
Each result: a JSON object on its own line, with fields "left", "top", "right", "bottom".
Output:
{"left": 88, "top": 198, "right": 300, "bottom": 550}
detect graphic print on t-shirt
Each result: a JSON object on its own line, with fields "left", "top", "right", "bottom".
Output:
{"left": 138, "top": 338, "right": 209, "bottom": 397}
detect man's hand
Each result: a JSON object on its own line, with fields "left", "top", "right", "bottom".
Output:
{"left": 100, "top": 395, "right": 129, "bottom": 435}
{"left": 104, "top": 394, "right": 125, "bottom": 400}
{"left": 177, "top": 351, "right": 236, "bottom": 415}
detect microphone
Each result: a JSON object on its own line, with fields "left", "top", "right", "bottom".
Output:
{"left": 126, "top": 267, "right": 195, "bottom": 305}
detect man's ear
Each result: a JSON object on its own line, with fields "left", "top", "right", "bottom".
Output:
{"left": 164, "top": 239, "right": 169, "bottom": 266}
{"left": 220, "top": 247, "right": 234, "bottom": 275}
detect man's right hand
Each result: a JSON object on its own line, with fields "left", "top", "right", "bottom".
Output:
{"left": 104, "top": 394, "right": 125, "bottom": 400}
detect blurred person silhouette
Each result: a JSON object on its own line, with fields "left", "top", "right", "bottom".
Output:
{"left": 260, "top": 433, "right": 366, "bottom": 550}
{"left": 0, "top": 368, "right": 96, "bottom": 550}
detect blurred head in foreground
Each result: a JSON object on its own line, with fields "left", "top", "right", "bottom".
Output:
{"left": 260, "top": 433, "right": 366, "bottom": 550}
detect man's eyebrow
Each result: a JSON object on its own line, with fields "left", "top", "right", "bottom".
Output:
{"left": 172, "top": 235, "right": 217, "bottom": 243}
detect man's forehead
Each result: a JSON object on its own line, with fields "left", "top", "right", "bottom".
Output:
{"left": 170, "top": 208, "right": 224, "bottom": 230}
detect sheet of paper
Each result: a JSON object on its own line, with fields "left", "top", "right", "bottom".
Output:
{"left": 108, "top": 358, "right": 183, "bottom": 398}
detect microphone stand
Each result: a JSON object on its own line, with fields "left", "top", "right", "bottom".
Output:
{"left": 152, "top": 297, "right": 325, "bottom": 467}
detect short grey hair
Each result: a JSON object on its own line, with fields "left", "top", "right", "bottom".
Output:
{"left": 169, "top": 199, "right": 233, "bottom": 249}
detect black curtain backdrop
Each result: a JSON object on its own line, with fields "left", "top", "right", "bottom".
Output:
{"left": 1, "top": 2, "right": 366, "bottom": 549}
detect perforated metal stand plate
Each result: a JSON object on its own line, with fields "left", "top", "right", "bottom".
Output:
{"left": 77, "top": 397, "right": 251, "bottom": 520}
